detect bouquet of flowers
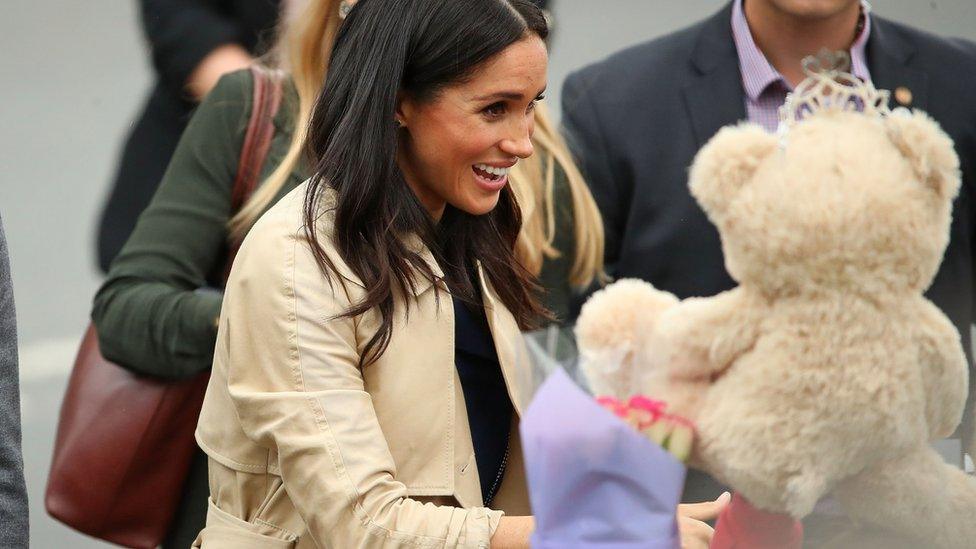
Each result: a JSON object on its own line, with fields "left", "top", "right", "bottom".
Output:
{"left": 513, "top": 282, "right": 694, "bottom": 548}
{"left": 515, "top": 280, "right": 803, "bottom": 548}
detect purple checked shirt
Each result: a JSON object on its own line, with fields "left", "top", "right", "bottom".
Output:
{"left": 731, "top": 0, "right": 873, "bottom": 132}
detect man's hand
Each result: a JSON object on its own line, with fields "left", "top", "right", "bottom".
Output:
{"left": 678, "top": 492, "right": 731, "bottom": 549}
{"left": 186, "top": 43, "right": 253, "bottom": 101}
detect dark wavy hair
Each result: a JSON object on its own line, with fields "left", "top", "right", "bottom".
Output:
{"left": 304, "top": 0, "right": 550, "bottom": 367}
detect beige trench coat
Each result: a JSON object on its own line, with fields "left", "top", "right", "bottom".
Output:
{"left": 193, "top": 184, "right": 531, "bottom": 548}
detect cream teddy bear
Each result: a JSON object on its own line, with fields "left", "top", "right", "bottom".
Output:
{"left": 577, "top": 103, "right": 976, "bottom": 547}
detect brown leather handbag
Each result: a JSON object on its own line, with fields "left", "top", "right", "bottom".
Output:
{"left": 45, "top": 66, "right": 283, "bottom": 549}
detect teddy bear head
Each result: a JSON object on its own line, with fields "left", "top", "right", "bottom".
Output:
{"left": 688, "top": 109, "right": 960, "bottom": 297}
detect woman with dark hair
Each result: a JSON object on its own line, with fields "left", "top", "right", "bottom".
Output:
{"left": 193, "top": 0, "right": 547, "bottom": 546}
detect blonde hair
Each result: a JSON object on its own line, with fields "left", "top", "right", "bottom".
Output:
{"left": 230, "top": 0, "right": 604, "bottom": 289}
{"left": 510, "top": 102, "right": 605, "bottom": 289}
{"left": 228, "top": 0, "right": 341, "bottom": 241}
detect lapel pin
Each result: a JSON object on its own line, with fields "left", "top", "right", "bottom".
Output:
{"left": 894, "top": 86, "right": 913, "bottom": 106}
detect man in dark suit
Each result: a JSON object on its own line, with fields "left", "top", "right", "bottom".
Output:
{"left": 562, "top": 0, "right": 976, "bottom": 533}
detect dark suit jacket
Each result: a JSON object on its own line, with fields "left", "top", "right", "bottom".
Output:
{"left": 96, "top": 0, "right": 280, "bottom": 273}
{"left": 563, "top": 2, "right": 976, "bottom": 495}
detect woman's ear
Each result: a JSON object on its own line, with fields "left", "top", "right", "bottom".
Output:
{"left": 395, "top": 91, "right": 412, "bottom": 129}
{"left": 886, "top": 109, "right": 961, "bottom": 201}
{"left": 689, "top": 122, "right": 778, "bottom": 220}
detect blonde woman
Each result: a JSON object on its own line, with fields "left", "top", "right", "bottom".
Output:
{"left": 96, "top": 1, "right": 281, "bottom": 273}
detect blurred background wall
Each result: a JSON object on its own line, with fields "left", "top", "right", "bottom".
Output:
{"left": 1, "top": 1, "right": 973, "bottom": 546}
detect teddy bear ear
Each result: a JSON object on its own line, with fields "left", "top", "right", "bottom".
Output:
{"left": 886, "top": 109, "right": 961, "bottom": 201}
{"left": 689, "top": 123, "right": 778, "bottom": 217}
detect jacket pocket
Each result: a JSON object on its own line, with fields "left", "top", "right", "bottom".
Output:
{"left": 193, "top": 498, "right": 298, "bottom": 548}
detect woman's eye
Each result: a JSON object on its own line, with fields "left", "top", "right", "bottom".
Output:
{"left": 483, "top": 102, "right": 506, "bottom": 118}
{"left": 527, "top": 95, "right": 545, "bottom": 113}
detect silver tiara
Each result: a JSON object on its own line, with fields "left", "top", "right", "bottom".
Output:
{"left": 777, "top": 49, "right": 891, "bottom": 137}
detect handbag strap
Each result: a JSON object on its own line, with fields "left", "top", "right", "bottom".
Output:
{"left": 224, "top": 65, "right": 284, "bottom": 279}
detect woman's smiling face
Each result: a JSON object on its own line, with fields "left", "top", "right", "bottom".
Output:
{"left": 396, "top": 35, "right": 548, "bottom": 220}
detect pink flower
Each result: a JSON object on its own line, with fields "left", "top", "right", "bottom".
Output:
{"left": 596, "top": 396, "right": 629, "bottom": 419}
{"left": 594, "top": 394, "right": 696, "bottom": 462}
{"left": 627, "top": 396, "right": 667, "bottom": 428}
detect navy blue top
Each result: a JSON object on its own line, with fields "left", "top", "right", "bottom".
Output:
{"left": 452, "top": 296, "right": 513, "bottom": 506}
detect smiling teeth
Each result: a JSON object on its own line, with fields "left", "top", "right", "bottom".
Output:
{"left": 474, "top": 163, "right": 511, "bottom": 177}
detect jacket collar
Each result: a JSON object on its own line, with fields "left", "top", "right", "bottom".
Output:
{"left": 682, "top": 4, "right": 927, "bottom": 147}
{"left": 315, "top": 195, "right": 527, "bottom": 415}
{"left": 324, "top": 245, "right": 443, "bottom": 298}
{"left": 684, "top": 3, "right": 748, "bottom": 148}
{"left": 314, "top": 194, "right": 444, "bottom": 298}
{"left": 691, "top": 2, "right": 738, "bottom": 75}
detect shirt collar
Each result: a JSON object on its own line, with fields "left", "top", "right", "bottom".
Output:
{"left": 732, "top": 0, "right": 873, "bottom": 100}
{"left": 849, "top": 2, "right": 872, "bottom": 82}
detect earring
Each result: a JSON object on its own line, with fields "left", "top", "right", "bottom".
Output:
{"left": 338, "top": 0, "right": 353, "bottom": 20}
{"left": 395, "top": 118, "right": 405, "bottom": 129}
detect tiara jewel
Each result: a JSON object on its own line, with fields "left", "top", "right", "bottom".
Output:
{"left": 777, "top": 49, "right": 891, "bottom": 138}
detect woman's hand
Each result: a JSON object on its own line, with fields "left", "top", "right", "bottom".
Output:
{"left": 489, "top": 494, "right": 729, "bottom": 548}
{"left": 490, "top": 516, "right": 534, "bottom": 548}
{"left": 678, "top": 491, "right": 731, "bottom": 549}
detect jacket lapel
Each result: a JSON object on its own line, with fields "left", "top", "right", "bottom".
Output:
{"left": 476, "top": 263, "right": 529, "bottom": 417}
{"left": 365, "top": 233, "right": 444, "bottom": 297}
{"left": 476, "top": 268, "right": 533, "bottom": 513}
{"left": 868, "top": 17, "right": 928, "bottom": 112}
{"left": 682, "top": 3, "right": 748, "bottom": 148}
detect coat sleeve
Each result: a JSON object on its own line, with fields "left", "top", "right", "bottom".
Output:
{"left": 91, "top": 70, "right": 253, "bottom": 379}
{"left": 0, "top": 215, "right": 28, "bottom": 549}
{"left": 140, "top": 0, "right": 246, "bottom": 98}
{"left": 220, "top": 210, "right": 503, "bottom": 548}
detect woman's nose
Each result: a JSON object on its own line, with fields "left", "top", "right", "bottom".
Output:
{"left": 500, "top": 115, "right": 535, "bottom": 158}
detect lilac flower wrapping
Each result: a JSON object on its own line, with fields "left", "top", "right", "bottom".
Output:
{"left": 520, "top": 368, "right": 686, "bottom": 549}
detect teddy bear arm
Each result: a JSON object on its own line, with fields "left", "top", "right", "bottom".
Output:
{"left": 915, "top": 303, "right": 969, "bottom": 439}
{"left": 654, "top": 290, "right": 759, "bottom": 379}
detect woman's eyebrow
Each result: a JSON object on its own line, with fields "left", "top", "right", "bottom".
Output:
{"left": 473, "top": 86, "right": 547, "bottom": 102}
{"left": 474, "top": 91, "right": 526, "bottom": 102}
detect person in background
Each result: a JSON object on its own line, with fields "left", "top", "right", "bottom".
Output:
{"left": 562, "top": 0, "right": 976, "bottom": 544}
{"left": 0, "top": 215, "right": 28, "bottom": 549}
{"left": 95, "top": 0, "right": 282, "bottom": 272}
